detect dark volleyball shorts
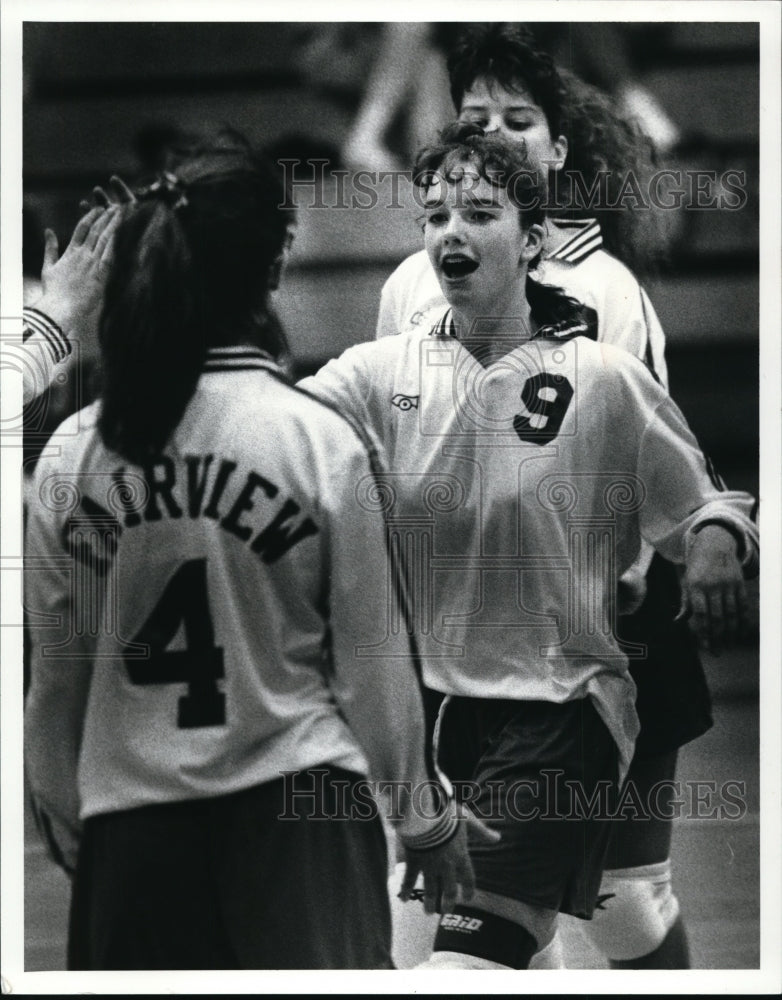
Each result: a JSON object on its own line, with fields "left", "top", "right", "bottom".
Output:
{"left": 428, "top": 692, "right": 620, "bottom": 920}
{"left": 68, "top": 766, "right": 392, "bottom": 971}
{"left": 619, "top": 554, "right": 713, "bottom": 758}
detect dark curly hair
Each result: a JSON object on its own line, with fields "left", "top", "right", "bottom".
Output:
{"left": 445, "top": 23, "right": 664, "bottom": 272}
{"left": 413, "top": 119, "right": 547, "bottom": 231}
{"left": 413, "top": 121, "right": 586, "bottom": 329}
{"left": 448, "top": 23, "right": 566, "bottom": 136}
{"left": 98, "top": 132, "right": 293, "bottom": 465}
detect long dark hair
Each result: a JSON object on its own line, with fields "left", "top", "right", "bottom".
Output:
{"left": 98, "top": 133, "right": 292, "bottom": 465}
{"left": 413, "top": 121, "right": 585, "bottom": 329}
{"left": 445, "top": 23, "right": 662, "bottom": 272}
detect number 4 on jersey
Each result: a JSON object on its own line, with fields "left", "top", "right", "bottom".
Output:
{"left": 123, "top": 559, "right": 226, "bottom": 728}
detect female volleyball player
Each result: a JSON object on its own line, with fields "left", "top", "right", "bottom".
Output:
{"left": 375, "top": 24, "right": 740, "bottom": 968}
{"left": 299, "top": 123, "right": 758, "bottom": 970}
{"left": 24, "top": 135, "right": 480, "bottom": 970}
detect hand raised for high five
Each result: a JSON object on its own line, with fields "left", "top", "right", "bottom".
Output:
{"left": 79, "top": 174, "right": 136, "bottom": 214}
{"left": 30, "top": 206, "right": 123, "bottom": 360}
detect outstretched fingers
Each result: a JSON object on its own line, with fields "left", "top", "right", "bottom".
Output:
{"left": 69, "top": 206, "right": 106, "bottom": 248}
{"left": 94, "top": 209, "right": 122, "bottom": 269}
{"left": 84, "top": 205, "right": 121, "bottom": 251}
{"left": 42, "top": 228, "right": 59, "bottom": 269}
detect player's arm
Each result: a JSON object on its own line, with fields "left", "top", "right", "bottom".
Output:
{"left": 25, "top": 650, "right": 90, "bottom": 878}
{"left": 635, "top": 385, "right": 758, "bottom": 652}
{"left": 297, "top": 345, "right": 382, "bottom": 445}
{"left": 323, "top": 432, "right": 495, "bottom": 912}
{"left": 24, "top": 448, "right": 94, "bottom": 874}
{"left": 323, "top": 436, "right": 448, "bottom": 819}
{"left": 23, "top": 207, "right": 120, "bottom": 406}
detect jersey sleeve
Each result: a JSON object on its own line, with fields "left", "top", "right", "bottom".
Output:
{"left": 298, "top": 347, "right": 389, "bottom": 461}
{"left": 638, "top": 287, "right": 668, "bottom": 388}
{"left": 24, "top": 439, "right": 93, "bottom": 843}
{"left": 635, "top": 387, "right": 758, "bottom": 575}
{"left": 595, "top": 265, "right": 669, "bottom": 389}
{"left": 22, "top": 306, "right": 72, "bottom": 406}
{"left": 592, "top": 263, "right": 668, "bottom": 590}
{"left": 375, "top": 250, "right": 443, "bottom": 341}
{"left": 376, "top": 266, "right": 405, "bottom": 340}
{"left": 321, "top": 429, "right": 454, "bottom": 841}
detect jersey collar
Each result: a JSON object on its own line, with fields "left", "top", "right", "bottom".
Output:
{"left": 429, "top": 308, "right": 588, "bottom": 343}
{"left": 203, "top": 345, "right": 282, "bottom": 374}
{"left": 546, "top": 218, "right": 603, "bottom": 264}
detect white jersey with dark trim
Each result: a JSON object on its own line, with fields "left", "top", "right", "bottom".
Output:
{"left": 375, "top": 219, "right": 668, "bottom": 386}
{"left": 25, "top": 346, "right": 436, "bottom": 824}
{"left": 22, "top": 306, "right": 73, "bottom": 406}
{"left": 300, "top": 323, "right": 758, "bottom": 776}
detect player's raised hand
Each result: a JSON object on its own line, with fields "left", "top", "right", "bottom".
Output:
{"left": 679, "top": 523, "right": 750, "bottom": 654}
{"left": 398, "top": 805, "right": 500, "bottom": 915}
{"left": 79, "top": 174, "right": 136, "bottom": 214}
{"left": 32, "top": 206, "right": 122, "bottom": 358}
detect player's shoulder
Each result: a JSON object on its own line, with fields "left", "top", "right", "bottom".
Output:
{"left": 544, "top": 219, "right": 641, "bottom": 287}
{"left": 560, "top": 335, "right": 644, "bottom": 379}
{"left": 545, "top": 245, "right": 640, "bottom": 291}
{"left": 573, "top": 250, "right": 641, "bottom": 296}
{"left": 210, "top": 365, "right": 385, "bottom": 482}
{"left": 324, "top": 321, "right": 433, "bottom": 372}
{"left": 590, "top": 340, "right": 666, "bottom": 398}
{"left": 43, "top": 401, "right": 100, "bottom": 454}
{"left": 382, "top": 248, "right": 431, "bottom": 290}
{"left": 29, "top": 402, "right": 103, "bottom": 492}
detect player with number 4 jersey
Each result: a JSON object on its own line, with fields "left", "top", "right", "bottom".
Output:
{"left": 24, "top": 136, "right": 482, "bottom": 971}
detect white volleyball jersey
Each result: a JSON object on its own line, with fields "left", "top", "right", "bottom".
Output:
{"left": 25, "top": 346, "right": 436, "bottom": 823}
{"left": 22, "top": 306, "right": 73, "bottom": 406}
{"left": 376, "top": 219, "right": 668, "bottom": 386}
{"left": 300, "top": 321, "right": 758, "bottom": 775}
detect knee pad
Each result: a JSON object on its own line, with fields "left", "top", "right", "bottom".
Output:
{"left": 583, "top": 860, "right": 680, "bottom": 961}
{"left": 416, "top": 950, "right": 511, "bottom": 970}
{"left": 431, "top": 905, "right": 538, "bottom": 969}
{"left": 528, "top": 931, "right": 565, "bottom": 969}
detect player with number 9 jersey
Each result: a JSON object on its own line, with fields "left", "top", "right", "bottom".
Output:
{"left": 299, "top": 124, "right": 758, "bottom": 970}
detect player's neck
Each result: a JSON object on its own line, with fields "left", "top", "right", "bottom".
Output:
{"left": 451, "top": 282, "right": 535, "bottom": 345}
{"left": 451, "top": 298, "right": 536, "bottom": 366}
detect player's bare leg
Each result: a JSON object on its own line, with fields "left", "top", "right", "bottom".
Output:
{"left": 582, "top": 750, "right": 691, "bottom": 968}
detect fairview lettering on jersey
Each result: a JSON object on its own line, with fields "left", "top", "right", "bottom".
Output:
{"left": 62, "top": 454, "right": 319, "bottom": 565}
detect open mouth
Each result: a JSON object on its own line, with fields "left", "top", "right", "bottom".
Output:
{"left": 441, "top": 255, "right": 479, "bottom": 279}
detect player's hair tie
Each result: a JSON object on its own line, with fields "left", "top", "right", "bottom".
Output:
{"left": 136, "top": 171, "right": 189, "bottom": 211}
